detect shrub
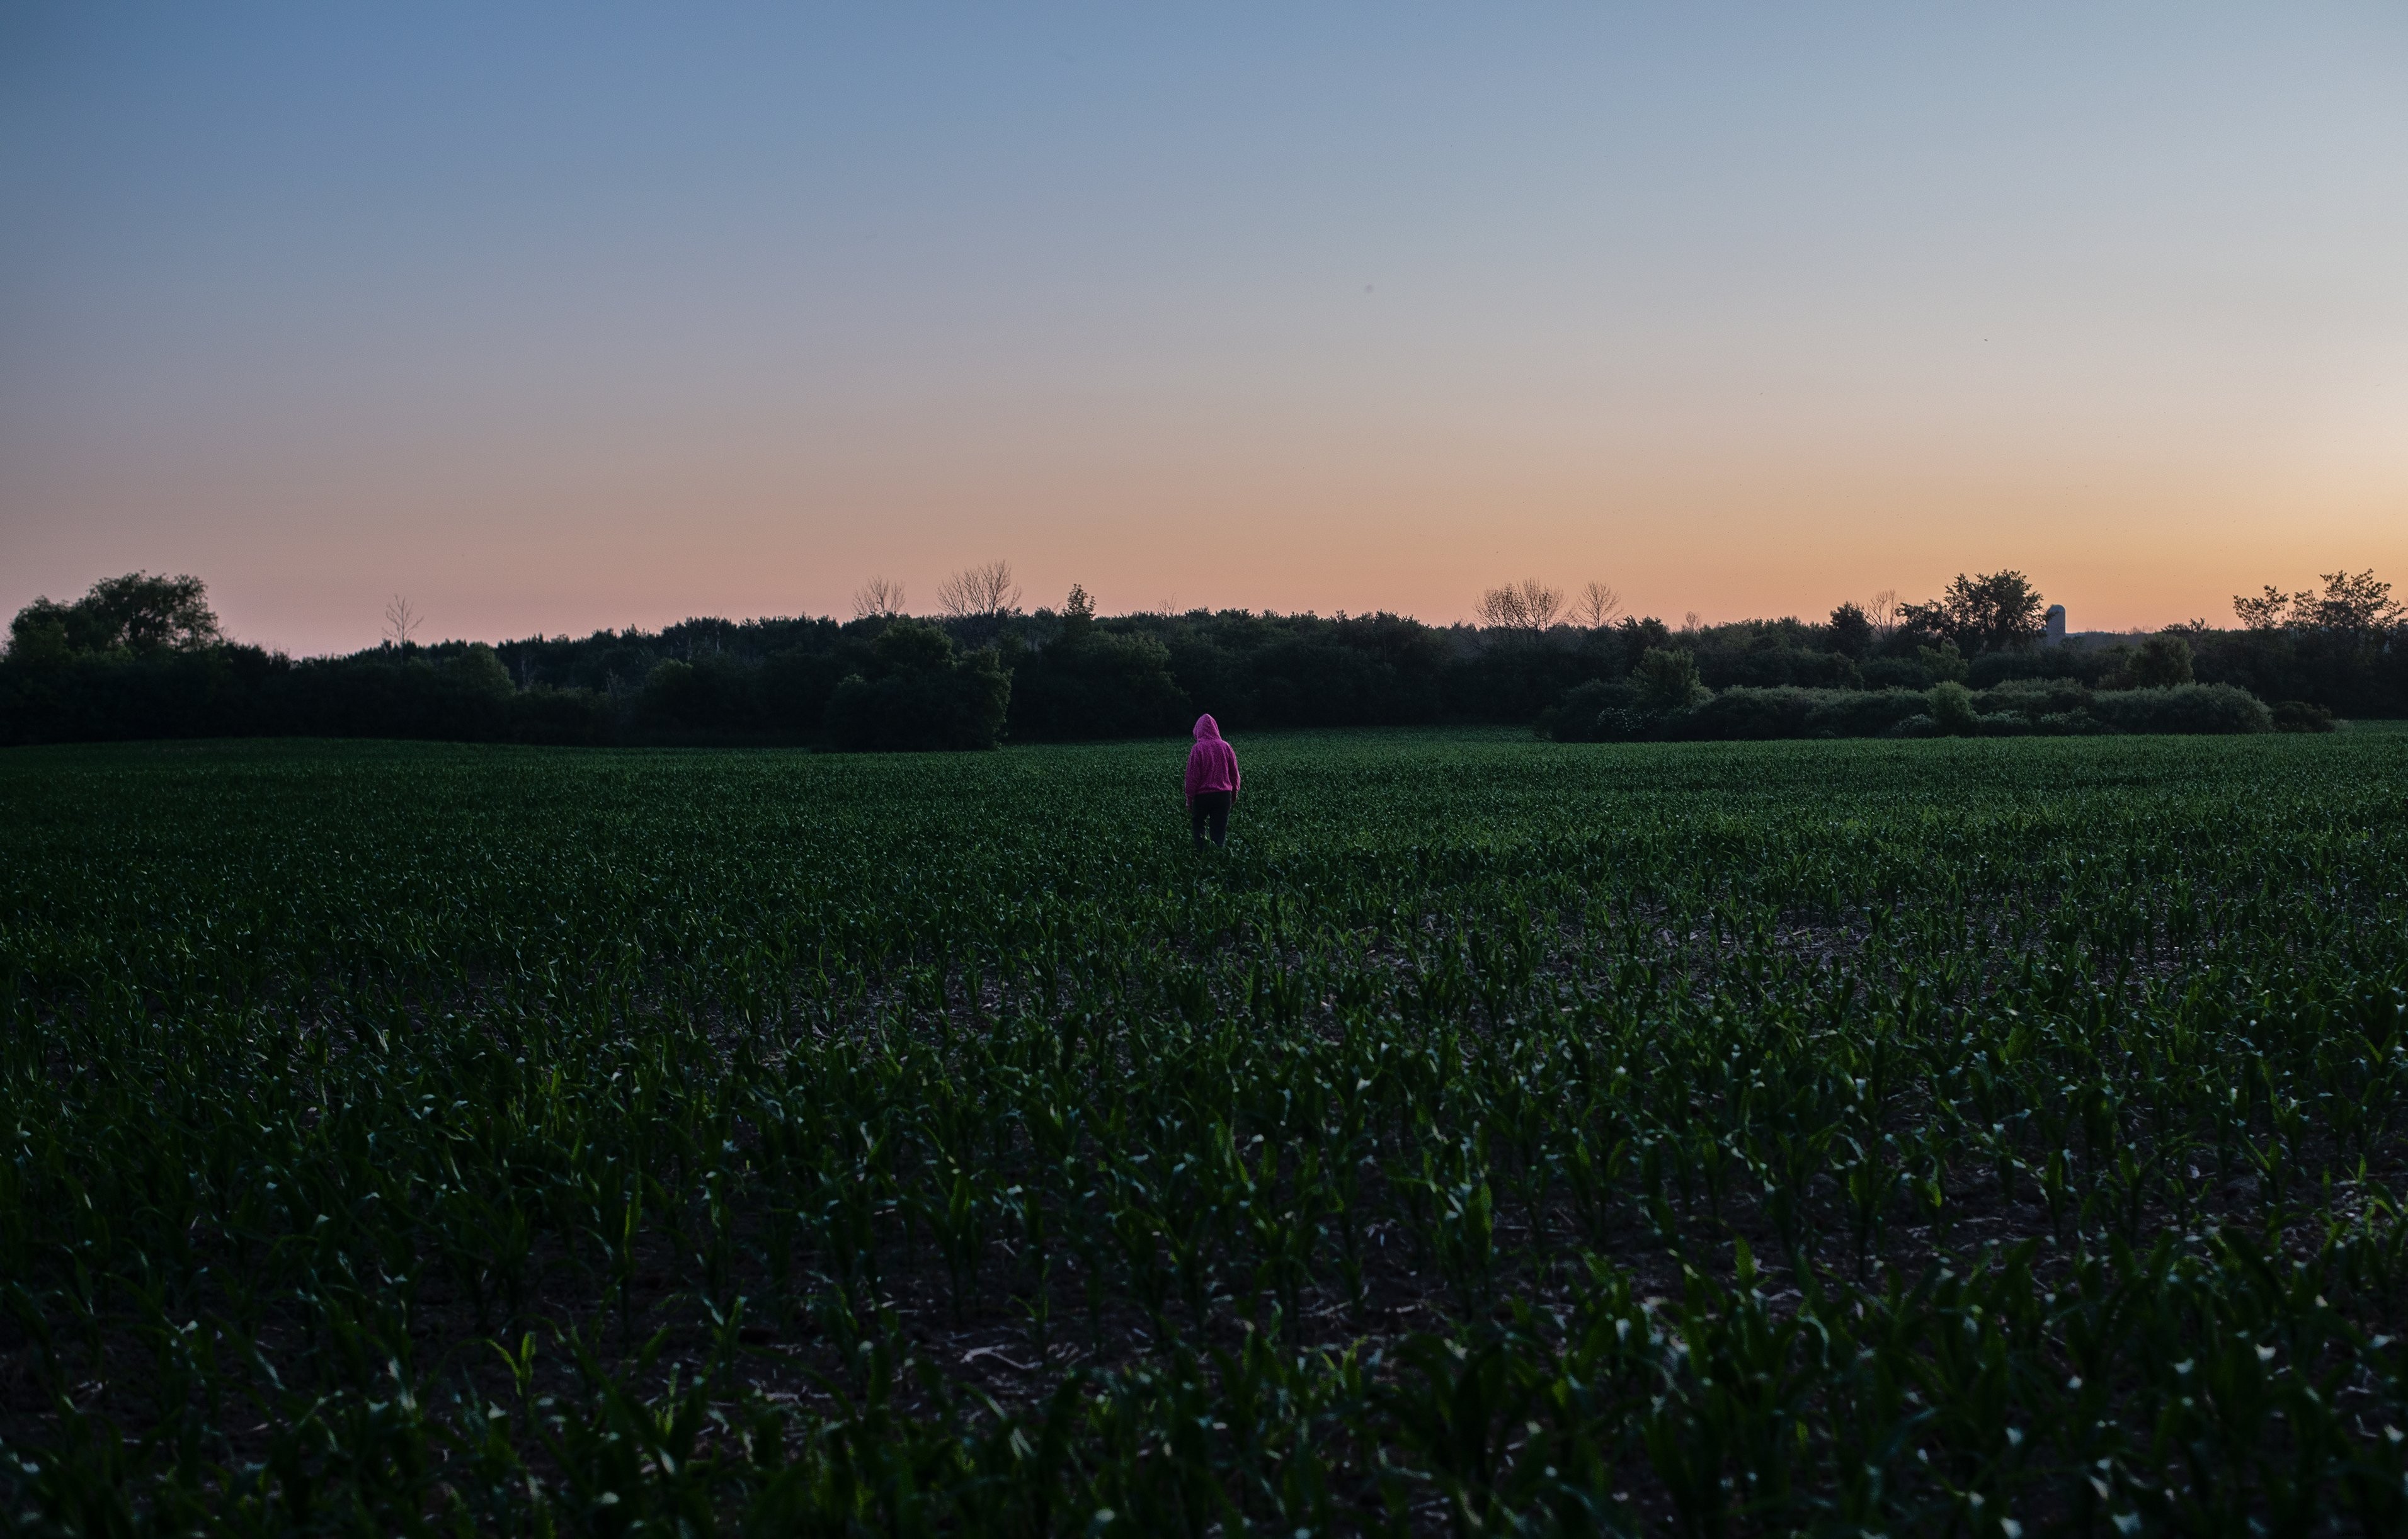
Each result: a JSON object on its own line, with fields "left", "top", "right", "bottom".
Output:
{"left": 1536, "top": 678, "right": 1637, "bottom": 742}
{"left": 2033, "top": 710, "right": 2104, "bottom": 735}
{"left": 1671, "top": 686, "right": 1822, "bottom": 741}
{"left": 1595, "top": 686, "right": 1929, "bottom": 742}
{"left": 1971, "top": 679, "right": 2092, "bottom": 720}
{"left": 1803, "top": 689, "right": 1931, "bottom": 739}
{"left": 1672, "top": 686, "right": 1922, "bottom": 741}
{"left": 2128, "top": 633, "right": 2196, "bottom": 688}
{"left": 2273, "top": 700, "right": 2336, "bottom": 734}
{"left": 1593, "top": 707, "right": 1658, "bottom": 742}
{"left": 2088, "top": 683, "right": 2272, "bottom": 735}
{"left": 1631, "top": 647, "right": 1709, "bottom": 713}
{"left": 1927, "top": 681, "right": 1980, "bottom": 736}
{"left": 1922, "top": 641, "right": 1970, "bottom": 683}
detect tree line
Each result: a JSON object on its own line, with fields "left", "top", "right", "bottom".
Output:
{"left": 4, "top": 565, "right": 2401, "bottom": 749}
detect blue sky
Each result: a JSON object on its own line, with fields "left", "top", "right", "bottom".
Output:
{"left": 5, "top": 4, "right": 2404, "bottom": 650}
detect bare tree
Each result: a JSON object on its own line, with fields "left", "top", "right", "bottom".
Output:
{"left": 1572, "top": 580, "right": 1621, "bottom": 628}
{"left": 1866, "top": 589, "right": 1902, "bottom": 642}
{"left": 1524, "top": 581, "right": 1564, "bottom": 628}
{"left": 852, "top": 576, "right": 906, "bottom": 620}
{"left": 383, "top": 594, "right": 421, "bottom": 648}
{"left": 1476, "top": 579, "right": 1564, "bottom": 630}
{"left": 938, "top": 559, "right": 1023, "bottom": 620}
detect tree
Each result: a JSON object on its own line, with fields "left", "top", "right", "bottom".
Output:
{"left": 8, "top": 572, "right": 222, "bottom": 657}
{"left": 88, "top": 572, "right": 224, "bottom": 652}
{"left": 1827, "top": 602, "right": 1873, "bottom": 660}
{"left": 443, "top": 642, "right": 514, "bottom": 697}
{"left": 384, "top": 594, "right": 421, "bottom": 647}
{"left": 852, "top": 576, "right": 906, "bottom": 620}
{"left": 823, "top": 619, "right": 1011, "bottom": 750}
{"left": 1010, "top": 585, "right": 1187, "bottom": 741}
{"left": 2232, "top": 586, "right": 2291, "bottom": 632}
{"left": 1866, "top": 589, "right": 1902, "bottom": 642}
{"left": 1898, "top": 571, "right": 2045, "bottom": 655}
{"left": 2237, "top": 570, "right": 2403, "bottom": 711}
{"left": 2227, "top": 569, "right": 2402, "bottom": 712}
{"left": 4, "top": 603, "right": 74, "bottom": 664}
{"left": 1059, "top": 582, "right": 1096, "bottom": 643}
{"left": 1476, "top": 579, "right": 1563, "bottom": 630}
{"left": 1572, "top": 581, "right": 1622, "bottom": 629}
{"left": 2234, "top": 570, "right": 2402, "bottom": 635}
{"left": 938, "top": 560, "right": 1022, "bottom": 620}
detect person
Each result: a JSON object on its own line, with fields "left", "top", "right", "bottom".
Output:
{"left": 1183, "top": 713, "right": 1241, "bottom": 849}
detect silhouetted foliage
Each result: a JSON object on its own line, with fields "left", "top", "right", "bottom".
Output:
{"left": 1863, "top": 640, "right": 1968, "bottom": 690}
{"left": 1534, "top": 678, "right": 1627, "bottom": 742}
{"left": 1631, "top": 647, "right": 1711, "bottom": 713}
{"left": 2189, "top": 570, "right": 2408, "bottom": 716}
{"left": 2127, "top": 633, "right": 2195, "bottom": 688}
{"left": 4, "top": 564, "right": 2399, "bottom": 749}
{"left": 1897, "top": 571, "right": 2047, "bottom": 656}
{"left": 9, "top": 572, "right": 223, "bottom": 658}
{"left": 1138, "top": 610, "right": 1457, "bottom": 728}
{"left": 1544, "top": 678, "right": 2271, "bottom": 742}
{"left": 1927, "top": 680, "right": 1980, "bottom": 736}
{"left": 1827, "top": 602, "right": 1873, "bottom": 660}
{"left": 1008, "top": 586, "right": 1189, "bottom": 741}
{"left": 1665, "top": 686, "right": 1929, "bottom": 741}
{"left": 823, "top": 620, "right": 1011, "bottom": 751}
{"left": 1966, "top": 645, "right": 2121, "bottom": 690}
{"left": 2089, "top": 683, "right": 2272, "bottom": 735}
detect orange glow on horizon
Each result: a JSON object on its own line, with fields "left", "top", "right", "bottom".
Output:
{"left": 4, "top": 7, "right": 2403, "bottom": 654}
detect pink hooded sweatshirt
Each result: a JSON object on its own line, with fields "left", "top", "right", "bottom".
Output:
{"left": 1183, "top": 714, "right": 1241, "bottom": 802}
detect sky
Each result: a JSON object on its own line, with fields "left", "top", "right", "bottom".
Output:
{"left": 4, "top": 4, "right": 2405, "bottom": 654}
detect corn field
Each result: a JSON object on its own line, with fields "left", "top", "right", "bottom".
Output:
{"left": 4, "top": 728, "right": 2407, "bottom": 1535}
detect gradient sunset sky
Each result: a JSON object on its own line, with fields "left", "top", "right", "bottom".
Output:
{"left": 4, "top": 4, "right": 2404, "bottom": 654}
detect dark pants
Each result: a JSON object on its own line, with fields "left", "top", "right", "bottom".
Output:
{"left": 1190, "top": 790, "right": 1232, "bottom": 849}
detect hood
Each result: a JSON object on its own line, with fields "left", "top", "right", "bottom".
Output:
{"left": 1192, "top": 714, "right": 1221, "bottom": 741}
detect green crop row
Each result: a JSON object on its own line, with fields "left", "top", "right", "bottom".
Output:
{"left": 3, "top": 729, "right": 2405, "bottom": 1534}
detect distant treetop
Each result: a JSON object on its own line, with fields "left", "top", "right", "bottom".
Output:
{"left": 7, "top": 572, "right": 222, "bottom": 661}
